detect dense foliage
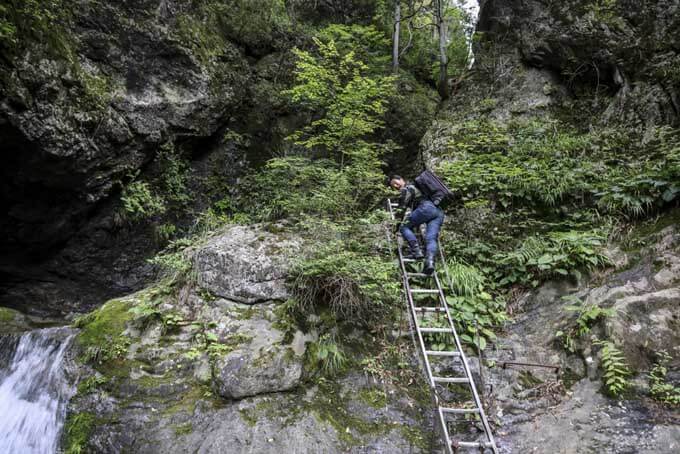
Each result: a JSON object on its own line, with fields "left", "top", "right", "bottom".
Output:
{"left": 437, "top": 119, "right": 680, "bottom": 293}
{"left": 235, "top": 28, "right": 400, "bottom": 334}
{"left": 438, "top": 120, "right": 680, "bottom": 217}
{"left": 422, "top": 260, "right": 507, "bottom": 351}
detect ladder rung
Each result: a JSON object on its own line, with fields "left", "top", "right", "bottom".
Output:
{"left": 433, "top": 376, "right": 469, "bottom": 384}
{"left": 410, "top": 289, "right": 439, "bottom": 294}
{"left": 401, "top": 258, "right": 417, "bottom": 263}
{"left": 425, "top": 350, "right": 461, "bottom": 357}
{"left": 413, "top": 306, "right": 443, "bottom": 312}
{"left": 453, "top": 441, "right": 495, "bottom": 449}
{"left": 390, "top": 202, "right": 399, "bottom": 207}
{"left": 406, "top": 272, "right": 429, "bottom": 278}
{"left": 441, "top": 407, "right": 480, "bottom": 414}
{"left": 420, "top": 327, "right": 452, "bottom": 333}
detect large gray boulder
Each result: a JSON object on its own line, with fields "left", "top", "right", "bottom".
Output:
{"left": 194, "top": 225, "right": 301, "bottom": 304}
{"left": 213, "top": 345, "right": 303, "bottom": 399}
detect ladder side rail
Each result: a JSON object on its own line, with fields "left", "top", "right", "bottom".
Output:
{"left": 387, "top": 200, "right": 454, "bottom": 454}
{"left": 433, "top": 244, "right": 499, "bottom": 453}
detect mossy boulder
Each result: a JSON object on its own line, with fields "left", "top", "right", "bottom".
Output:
{"left": 0, "top": 306, "right": 33, "bottom": 334}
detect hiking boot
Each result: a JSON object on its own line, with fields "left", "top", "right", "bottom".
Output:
{"left": 423, "top": 253, "right": 435, "bottom": 275}
{"left": 405, "top": 240, "right": 424, "bottom": 260}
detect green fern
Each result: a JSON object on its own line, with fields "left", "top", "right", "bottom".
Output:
{"left": 595, "top": 340, "right": 629, "bottom": 397}
{"left": 649, "top": 351, "right": 680, "bottom": 405}
{"left": 443, "top": 259, "right": 486, "bottom": 296}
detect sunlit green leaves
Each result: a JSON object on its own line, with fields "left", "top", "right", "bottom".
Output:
{"left": 284, "top": 34, "right": 395, "bottom": 165}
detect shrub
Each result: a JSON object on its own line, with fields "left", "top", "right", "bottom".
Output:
{"left": 284, "top": 35, "right": 395, "bottom": 163}
{"left": 119, "top": 144, "right": 191, "bottom": 223}
{"left": 120, "top": 180, "right": 166, "bottom": 221}
{"left": 289, "top": 239, "right": 400, "bottom": 326}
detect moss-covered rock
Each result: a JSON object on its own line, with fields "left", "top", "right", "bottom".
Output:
{"left": 0, "top": 306, "right": 33, "bottom": 334}
{"left": 61, "top": 412, "right": 96, "bottom": 454}
{"left": 62, "top": 227, "right": 432, "bottom": 452}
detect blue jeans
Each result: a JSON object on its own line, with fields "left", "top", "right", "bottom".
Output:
{"left": 400, "top": 200, "right": 445, "bottom": 257}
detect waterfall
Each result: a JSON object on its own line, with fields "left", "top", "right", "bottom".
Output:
{"left": 0, "top": 327, "right": 76, "bottom": 454}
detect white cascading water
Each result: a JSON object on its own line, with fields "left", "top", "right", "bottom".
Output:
{"left": 0, "top": 327, "right": 76, "bottom": 454}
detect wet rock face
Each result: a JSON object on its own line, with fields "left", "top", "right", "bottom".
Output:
{"left": 488, "top": 216, "right": 680, "bottom": 452}
{"left": 0, "top": 1, "right": 267, "bottom": 314}
{"left": 478, "top": 0, "right": 680, "bottom": 128}
{"left": 1, "top": 1, "right": 245, "bottom": 258}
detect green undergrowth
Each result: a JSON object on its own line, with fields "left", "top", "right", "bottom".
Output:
{"left": 438, "top": 119, "right": 680, "bottom": 295}
{"left": 74, "top": 299, "right": 134, "bottom": 366}
{"left": 230, "top": 27, "right": 404, "bottom": 347}
{"left": 649, "top": 351, "right": 680, "bottom": 405}
{"left": 438, "top": 120, "right": 680, "bottom": 218}
{"left": 62, "top": 412, "right": 96, "bottom": 454}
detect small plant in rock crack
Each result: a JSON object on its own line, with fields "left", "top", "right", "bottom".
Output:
{"left": 556, "top": 296, "right": 616, "bottom": 352}
{"left": 307, "top": 333, "right": 348, "bottom": 376}
{"left": 187, "top": 325, "right": 253, "bottom": 362}
{"left": 595, "top": 340, "right": 630, "bottom": 397}
{"left": 649, "top": 350, "right": 680, "bottom": 406}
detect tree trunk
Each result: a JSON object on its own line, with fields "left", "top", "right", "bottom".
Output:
{"left": 436, "top": 0, "right": 450, "bottom": 100}
{"left": 392, "top": 1, "right": 401, "bottom": 73}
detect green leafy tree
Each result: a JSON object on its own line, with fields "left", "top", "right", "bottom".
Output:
{"left": 237, "top": 31, "right": 400, "bottom": 329}
{"left": 284, "top": 36, "right": 395, "bottom": 168}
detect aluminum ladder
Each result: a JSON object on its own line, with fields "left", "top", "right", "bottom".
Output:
{"left": 387, "top": 199, "right": 498, "bottom": 454}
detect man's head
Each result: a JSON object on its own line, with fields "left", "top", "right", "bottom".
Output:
{"left": 388, "top": 174, "right": 406, "bottom": 191}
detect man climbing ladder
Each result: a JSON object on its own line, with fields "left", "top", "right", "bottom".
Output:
{"left": 388, "top": 172, "right": 447, "bottom": 275}
{"left": 385, "top": 204, "right": 499, "bottom": 453}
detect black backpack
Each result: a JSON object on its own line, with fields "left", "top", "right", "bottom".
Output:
{"left": 414, "top": 170, "right": 455, "bottom": 208}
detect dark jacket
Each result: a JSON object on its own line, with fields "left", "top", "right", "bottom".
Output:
{"left": 396, "top": 183, "right": 424, "bottom": 221}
